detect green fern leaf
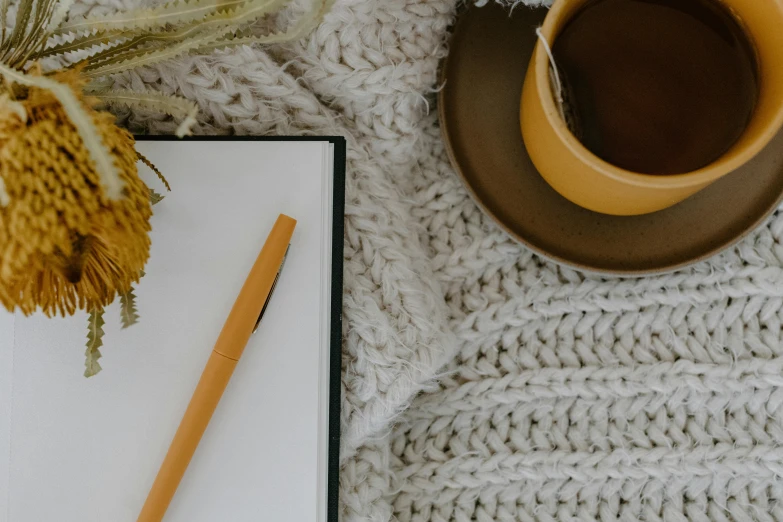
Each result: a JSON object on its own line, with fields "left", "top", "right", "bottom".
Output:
{"left": 187, "top": 0, "right": 334, "bottom": 55}
{"left": 43, "top": 0, "right": 288, "bottom": 65}
{"left": 119, "top": 287, "right": 140, "bottom": 329}
{"left": 3, "top": 0, "right": 61, "bottom": 67}
{"left": 79, "top": 0, "right": 293, "bottom": 78}
{"left": 83, "top": 26, "right": 233, "bottom": 78}
{"left": 68, "top": 32, "right": 154, "bottom": 65}
{"left": 24, "top": 0, "right": 59, "bottom": 51}
{"left": 40, "top": 29, "right": 137, "bottom": 59}
{"left": 84, "top": 307, "right": 105, "bottom": 377}
{"left": 0, "top": 0, "right": 11, "bottom": 43}
{"left": 92, "top": 90, "right": 198, "bottom": 137}
{"left": 54, "top": 0, "right": 283, "bottom": 37}
{"left": 149, "top": 187, "right": 164, "bottom": 205}
{"left": 5, "top": 0, "right": 35, "bottom": 49}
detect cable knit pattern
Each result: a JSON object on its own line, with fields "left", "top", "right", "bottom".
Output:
{"left": 74, "top": 0, "right": 783, "bottom": 519}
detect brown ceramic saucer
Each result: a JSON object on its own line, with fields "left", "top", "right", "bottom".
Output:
{"left": 439, "top": 3, "right": 783, "bottom": 275}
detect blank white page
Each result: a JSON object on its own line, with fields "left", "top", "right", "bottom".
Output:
{"left": 1, "top": 140, "right": 328, "bottom": 522}
{"left": 0, "top": 312, "right": 13, "bottom": 520}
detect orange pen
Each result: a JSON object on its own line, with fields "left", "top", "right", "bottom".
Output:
{"left": 136, "top": 213, "right": 297, "bottom": 522}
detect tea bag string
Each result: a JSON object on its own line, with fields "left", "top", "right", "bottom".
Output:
{"left": 535, "top": 27, "right": 567, "bottom": 122}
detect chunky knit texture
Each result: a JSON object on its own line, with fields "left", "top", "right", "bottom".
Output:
{"left": 75, "top": 0, "right": 783, "bottom": 519}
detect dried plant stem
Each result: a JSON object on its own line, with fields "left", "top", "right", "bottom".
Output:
{"left": 137, "top": 152, "right": 171, "bottom": 191}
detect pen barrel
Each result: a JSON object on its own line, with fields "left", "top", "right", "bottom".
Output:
{"left": 214, "top": 214, "right": 296, "bottom": 360}
{"left": 136, "top": 214, "right": 296, "bottom": 522}
{"left": 136, "top": 351, "right": 237, "bottom": 522}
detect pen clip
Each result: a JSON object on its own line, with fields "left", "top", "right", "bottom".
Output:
{"left": 253, "top": 245, "right": 290, "bottom": 334}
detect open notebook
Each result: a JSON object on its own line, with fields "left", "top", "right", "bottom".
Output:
{"left": 0, "top": 137, "right": 345, "bottom": 522}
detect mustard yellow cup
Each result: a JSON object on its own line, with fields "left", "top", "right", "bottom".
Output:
{"left": 520, "top": 0, "right": 783, "bottom": 216}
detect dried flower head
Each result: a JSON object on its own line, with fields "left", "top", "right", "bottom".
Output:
{"left": 0, "top": 69, "right": 152, "bottom": 316}
{"left": 0, "top": 0, "right": 333, "bottom": 376}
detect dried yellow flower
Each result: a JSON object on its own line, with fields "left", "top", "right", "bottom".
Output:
{"left": 0, "top": 69, "right": 152, "bottom": 317}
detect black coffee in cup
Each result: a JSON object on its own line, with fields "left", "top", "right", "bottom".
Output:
{"left": 551, "top": 0, "right": 758, "bottom": 175}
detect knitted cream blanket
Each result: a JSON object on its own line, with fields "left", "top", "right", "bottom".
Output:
{"left": 86, "top": 0, "right": 783, "bottom": 519}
